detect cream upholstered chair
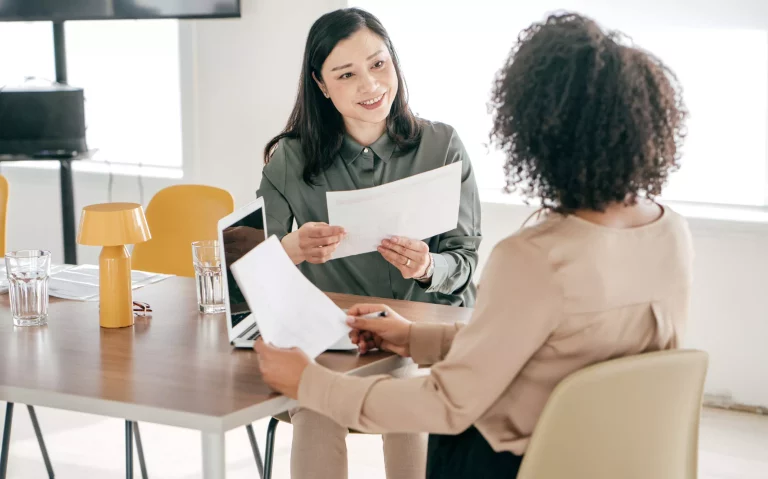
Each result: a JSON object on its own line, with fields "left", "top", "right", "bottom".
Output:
{"left": 517, "top": 349, "right": 709, "bottom": 479}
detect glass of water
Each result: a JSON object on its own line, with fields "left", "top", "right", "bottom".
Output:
{"left": 191, "top": 240, "right": 225, "bottom": 314}
{"left": 5, "top": 250, "right": 51, "bottom": 327}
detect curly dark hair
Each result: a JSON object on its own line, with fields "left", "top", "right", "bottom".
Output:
{"left": 489, "top": 12, "right": 688, "bottom": 213}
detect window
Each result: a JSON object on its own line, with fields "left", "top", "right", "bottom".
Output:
{"left": 0, "top": 20, "right": 182, "bottom": 169}
{"left": 353, "top": 0, "right": 768, "bottom": 207}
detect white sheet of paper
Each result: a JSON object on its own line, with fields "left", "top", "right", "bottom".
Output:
{"left": 327, "top": 162, "right": 463, "bottom": 259}
{"left": 229, "top": 235, "right": 350, "bottom": 359}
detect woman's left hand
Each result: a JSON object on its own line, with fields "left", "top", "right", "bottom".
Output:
{"left": 378, "top": 236, "right": 431, "bottom": 280}
{"left": 253, "top": 338, "right": 310, "bottom": 399}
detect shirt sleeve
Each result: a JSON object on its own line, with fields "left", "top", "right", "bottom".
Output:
{"left": 298, "top": 236, "right": 562, "bottom": 435}
{"left": 256, "top": 142, "right": 294, "bottom": 241}
{"left": 409, "top": 322, "right": 465, "bottom": 366}
{"left": 422, "top": 129, "right": 482, "bottom": 296}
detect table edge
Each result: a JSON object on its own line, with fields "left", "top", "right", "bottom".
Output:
{"left": 0, "top": 355, "right": 410, "bottom": 433}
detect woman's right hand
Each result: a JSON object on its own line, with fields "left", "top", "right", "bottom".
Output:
{"left": 282, "top": 222, "right": 346, "bottom": 265}
{"left": 346, "top": 304, "right": 412, "bottom": 357}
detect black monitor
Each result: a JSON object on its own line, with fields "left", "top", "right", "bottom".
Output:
{"left": 0, "top": 0, "right": 240, "bottom": 21}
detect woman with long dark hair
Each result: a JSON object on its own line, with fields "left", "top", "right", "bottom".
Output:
{"left": 256, "top": 8, "right": 481, "bottom": 478}
{"left": 255, "top": 12, "right": 692, "bottom": 479}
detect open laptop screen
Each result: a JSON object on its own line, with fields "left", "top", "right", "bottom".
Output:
{"left": 221, "top": 205, "right": 266, "bottom": 329}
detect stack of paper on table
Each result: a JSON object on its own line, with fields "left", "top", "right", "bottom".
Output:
{"left": 327, "top": 161, "right": 463, "bottom": 259}
{"left": 0, "top": 264, "right": 172, "bottom": 301}
{"left": 230, "top": 235, "right": 350, "bottom": 359}
{"left": 46, "top": 265, "right": 172, "bottom": 301}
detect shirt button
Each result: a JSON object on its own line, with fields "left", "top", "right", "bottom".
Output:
{"left": 363, "top": 148, "right": 369, "bottom": 153}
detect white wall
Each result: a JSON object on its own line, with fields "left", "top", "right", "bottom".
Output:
{"left": 5, "top": 0, "right": 768, "bottom": 408}
{"left": 189, "top": 0, "right": 343, "bottom": 206}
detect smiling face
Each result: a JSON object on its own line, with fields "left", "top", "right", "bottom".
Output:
{"left": 314, "top": 27, "right": 399, "bottom": 135}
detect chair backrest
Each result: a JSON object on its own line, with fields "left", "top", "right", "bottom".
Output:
{"left": 132, "top": 185, "right": 235, "bottom": 277}
{"left": 517, "top": 349, "right": 709, "bottom": 479}
{"left": 0, "top": 175, "right": 8, "bottom": 255}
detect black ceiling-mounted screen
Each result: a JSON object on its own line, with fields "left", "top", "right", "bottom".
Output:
{"left": 0, "top": 0, "right": 241, "bottom": 21}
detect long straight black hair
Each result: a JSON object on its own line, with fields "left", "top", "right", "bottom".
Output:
{"left": 263, "top": 8, "right": 423, "bottom": 185}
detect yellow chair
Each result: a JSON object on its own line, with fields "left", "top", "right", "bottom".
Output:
{"left": 0, "top": 174, "right": 8, "bottom": 255}
{"left": 517, "top": 349, "right": 709, "bottom": 479}
{"left": 131, "top": 185, "right": 235, "bottom": 277}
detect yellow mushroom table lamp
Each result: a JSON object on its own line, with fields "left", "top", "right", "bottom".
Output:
{"left": 76, "top": 203, "right": 151, "bottom": 328}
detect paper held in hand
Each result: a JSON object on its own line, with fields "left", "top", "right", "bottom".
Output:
{"left": 229, "top": 235, "right": 350, "bottom": 359}
{"left": 327, "top": 161, "right": 463, "bottom": 259}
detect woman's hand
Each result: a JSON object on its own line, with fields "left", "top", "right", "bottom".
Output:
{"left": 378, "top": 236, "right": 431, "bottom": 280}
{"left": 253, "top": 338, "right": 310, "bottom": 399}
{"left": 282, "top": 222, "right": 346, "bottom": 265}
{"left": 346, "top": 304, "right": 412, "bottom": 357}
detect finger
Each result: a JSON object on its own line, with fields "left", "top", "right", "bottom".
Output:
{"left": 307, "top": 224, "right": 346, "bottom": 238}
{"left": 389, "top": 236, "right": 428, "bottom": 253}
{"left": 303, "top": 235, "right": 343, "bottom": 248}
{"left": 254, "top": 339, "right": 281, "bottom": 355}
{"left": 379, "top": 242, "right": 421, "bottom": 262}
{"left": 360, "top": 331, "right": 374, "bottom": 348}
{"left": 346, "top": 316, "right": 388, "bottom": 333}
{"left": 305, "top": 244, "right": 340, "bottom": 262}
{"left": 307, "top": 242, "right": 340, "bottom": 254}
{"left": 377, "top": 247, "right": 410, "bottom": 269}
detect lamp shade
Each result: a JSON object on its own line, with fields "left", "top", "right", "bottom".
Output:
{"left": 77, "top": 203, "right": 152, "bottom": 247}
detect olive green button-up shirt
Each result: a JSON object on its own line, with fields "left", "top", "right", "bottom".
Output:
{"left": 257, "top": 121, "right": 481, "bottom": 307}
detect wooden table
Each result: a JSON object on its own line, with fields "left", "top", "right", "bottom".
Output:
{"left": 0, "top": 277, "right": 472, "bottom": 478}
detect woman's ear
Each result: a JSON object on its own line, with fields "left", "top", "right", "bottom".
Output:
{"left": 312, "top": 71, "right": 330, "bottom": 98}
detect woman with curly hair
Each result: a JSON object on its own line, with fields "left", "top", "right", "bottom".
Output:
{"left": 254, "top": 12, "right": 693, "bottom": 478}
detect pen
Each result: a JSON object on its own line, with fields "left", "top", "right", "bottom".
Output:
{"left": 356, "top": 311, "right": 388, "bottom": 320}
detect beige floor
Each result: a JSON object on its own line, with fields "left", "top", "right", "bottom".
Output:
{"left": 0, "top": 404, "right": 766, "bottom": 478}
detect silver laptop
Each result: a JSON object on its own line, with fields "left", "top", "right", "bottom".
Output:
{"left": 218, "top": 198, "right": 266, "bottom": 349}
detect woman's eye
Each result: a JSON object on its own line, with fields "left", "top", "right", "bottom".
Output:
{"left": 340, "top": 72, "right": 353, "bottom": 80}
{"left": 373, "top": 61, "right": 385, "bottom": 69}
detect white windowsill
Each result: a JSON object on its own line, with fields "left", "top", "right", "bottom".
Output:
{"left": 480, "top": 188, "right": 768, "bottom": 236}
{"left": 0, "top": 160, "right": 184, "bottom": 180}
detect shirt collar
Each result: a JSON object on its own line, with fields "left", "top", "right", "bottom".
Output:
{"left": 340, "top": 131, "right": 397, "bottom": 164}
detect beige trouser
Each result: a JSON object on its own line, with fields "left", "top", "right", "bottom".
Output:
{"left": 288, "top": 365, "right": 427, "bottom": 479}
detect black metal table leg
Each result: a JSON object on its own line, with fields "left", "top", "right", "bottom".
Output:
{"left": 132, "top": 422, "right": 148, "bottom": 479}
{"left": 26, "top": 406, "right": 54, "bottom": 478}
{"left": 263, "top": 418, "right": 279, "bottom": 479}
{"left": 125, "top": 420, "right": 133, "bottom": 479}
{"left": 0, "top": 403, "right": 13, "bottom": 479}
{"left": 245, "top": 424, "right": 264, "bottom": 478}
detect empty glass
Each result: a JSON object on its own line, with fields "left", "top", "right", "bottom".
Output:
{"left": 6, "top": 250, "right": 51, "bottom": 327}
{"left": 192, "top": 240, "right": 225, "bottom": 314}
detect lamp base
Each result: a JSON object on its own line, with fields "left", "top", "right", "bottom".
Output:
{"left": 99, "top": 245, "right": 133, "bottom": 328}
